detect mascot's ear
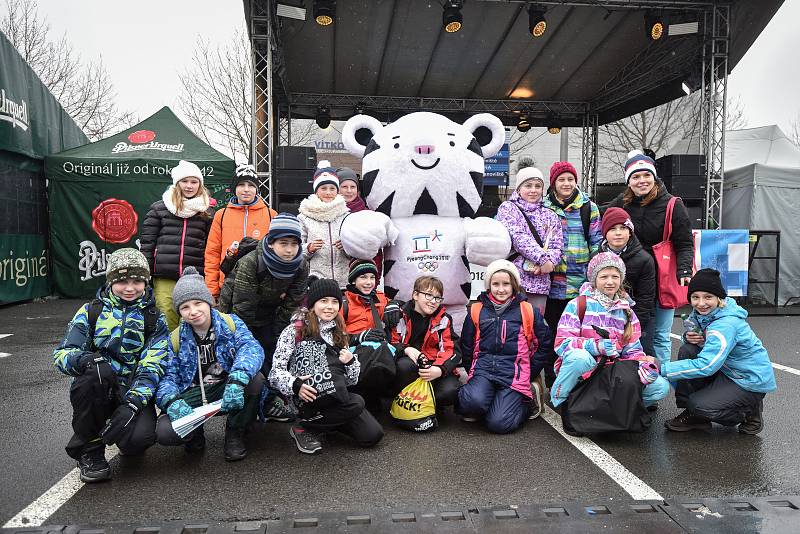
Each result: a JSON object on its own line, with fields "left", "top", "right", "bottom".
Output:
{"left": 342, "top": 115, "right": 384, "bottom": 157}
{"left": 463, "top": 113, "right": 505, "bottom": 159}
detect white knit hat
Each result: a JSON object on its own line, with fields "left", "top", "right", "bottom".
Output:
{"left": 484, "top": 259, "right": 521, "bottom": 290}
{"left": 516, "top": 167, "right": 545, "bottom": 190}
{"left": 171, "top": 160, "right": 204, "bottom": 185}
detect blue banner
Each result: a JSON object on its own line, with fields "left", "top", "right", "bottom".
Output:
{"left": 693, "top": 229, "right": 749, "bottom": 297}
{"left": 484, "top": 143, "right": 509, "bottom": 186}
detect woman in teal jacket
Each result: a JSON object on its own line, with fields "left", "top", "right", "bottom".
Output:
{"left": 663, "top": 269, "right": 776, "bottom": 435}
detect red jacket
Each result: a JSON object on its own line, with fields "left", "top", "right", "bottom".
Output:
{"left": 341, "top": 289, "right": 389, "bottom": 334}
{"left": 391, "top": 302, "right": 461, "bottom": 374}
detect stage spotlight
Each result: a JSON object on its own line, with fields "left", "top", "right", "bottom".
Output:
{"left": 314, "top": 0, "right": 335, "bottom": 26}
{"left": 528, "top": 5, "right": 547, "bottom": 38}
{"left": 547, "top": 126, "right": 561, "bottom": 135}
{"left": 443, "top": 1, "right": 463, "bottom": 33}
{"left": 518, "top": 115, "right": 531, "bottom": 132}
{"left": 316, "top": 106, "right": 331, "bottom": 129}
{"left": 646, "top": 12, "right": 665, "bottom": 40}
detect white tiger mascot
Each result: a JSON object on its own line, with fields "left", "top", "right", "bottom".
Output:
{"left": 339, "top": 111, "right": 512, "bottom": 333}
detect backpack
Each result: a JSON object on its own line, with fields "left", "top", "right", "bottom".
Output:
{"left": 86, "top": 299, "right": 159, "bottom": 351}
{"left": 169, "top": 312, "right": 236, "bottom": 353}
{"left": 219, "top": 236, "right": 261, "bottom": 276}
{"left": 217, "top": 243, "right": 270, "bottom": 313}
{"left": 470, "top": 299, "right": 535, "bottom": 347}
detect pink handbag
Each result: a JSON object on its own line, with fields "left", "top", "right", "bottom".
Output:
{"left": 652, "top": 197, "right": 688, "bottom": 308}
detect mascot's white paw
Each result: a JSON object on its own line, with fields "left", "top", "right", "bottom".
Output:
{"left": 340, "top": 210, "right": 399, "bottom": 259}
{"left": 464, "top": 217, "right": 512, "bottom": 266}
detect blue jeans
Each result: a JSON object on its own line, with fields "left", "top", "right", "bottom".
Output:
{"left": 550, "top": 349, "right": 670, "bottom": 408}
{"left": 653, "top": 304, "right": 676, "bottom": 366}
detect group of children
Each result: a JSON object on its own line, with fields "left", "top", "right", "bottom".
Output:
{"left": 53, "top": 157, "right": 777, "bottom": 484}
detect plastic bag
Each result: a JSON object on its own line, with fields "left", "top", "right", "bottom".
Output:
{"left": 390, "top": 377, "right": 437, "bottom": 432}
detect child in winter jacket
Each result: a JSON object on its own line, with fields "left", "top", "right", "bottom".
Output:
{"left": 204, "top": 163, "right": 277, "bottom": 299}
{"left": 269, "top": 279, "right": 384, "bottom": 455}
{"left": 663, "top": 269, "right": 776, "bottom": 435}
{"left": 141, "top": 160, "right": 214, "bottom": 331}
{"left": 53, "top": 248, "right": 169, "bottom": 483}
{"left": 459, "top": 260, "right": 553, "bottom": 434}
{"left": 496, "top": 159, "right": 563, "bottom": 312}
{"left": 298, "top": 162, "right": 351, "bottom": 286}
{"left": 391, "top": 276, "right": 462, "bottom": 415}
{"left": 342, "top": 259, "right": 402, "bottom": 342}
{"left": 598, "top": 207, "right": 656, "bottom": 356}
{"left": 551, "top": 252, "right": 669, "bottom": 436}
{"left": 155, "top": 267, "right": 265, "bottom": 462}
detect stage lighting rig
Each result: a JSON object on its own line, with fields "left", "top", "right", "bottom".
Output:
{"left": 314, "top": 0, "right": 335, "bottom": 26}
{"left": 517, "top": 115, "right": 531, "bottom": 132}
{"left": 316, "top": 106, "right": 332, "bottom": 129}
{"left": 443, "top": 1, "right": 463, "bottom": 33}
{"left": 645, "top": 12, "right": 665, "bottom": 41}
{"left": 528, "top": 5, "right": 547, "bottom": 38}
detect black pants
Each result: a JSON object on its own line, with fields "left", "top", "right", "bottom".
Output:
{"left": 66, "top": 367, "right": 157, "bottom": 459}
{"left": 394, "top": 356, "right": 459, "bottom": 407}
{"left": 675, "top": 344, "right": 765, "bottom": 426}
{"left": 544, "top": 298, "right": 569, "bottom": 387}
{"left": 252, "top": 323, "right": 279, "bottom": 378}
{"left": 156, "top": 373, "right": 265, "bottom": 446}
{"left": 299, "top": 393, "right": 384, "bottom": 447}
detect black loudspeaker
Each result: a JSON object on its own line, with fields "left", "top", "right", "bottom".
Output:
{"left": 277, "top": 199, "right": 302, "bottom": 215}
{"left": 662, "top": 175, "right": 706, "bottom": 200}
{"left": 594, "top": 183, "right": 627, "bottom": 205}
{"left": 274, "top": 169, "right": 314, "bottom": 195}
{"left": 276, "top": 146, "right": 317, "bottom": 170}
{"left": 683, "top": 198, "right": 706, "bottom": 229}
{"left": 656, "top": 154, "right": 706, "bottom": 178}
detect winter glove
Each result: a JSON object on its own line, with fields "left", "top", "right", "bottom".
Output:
{"left": 356, "top": 328, "right": 385, "bottom": 344}
{"left": 166, "top": 399, "right": 193, "bottom": 422}
{"left": 221, "top": 370, "right": 249, "bottom": 413}
{"left": 383, "top": 300, "right": 403, "bottom": 329}
{"left": 77, "top": 353, "right": 116, "bottom": 383}
{"left": 597, "top": 339, "right": 619, "bottom": 357}
{"left": 638, "top": 361, "right": 659, "bottom": 385}
{"left": 100, "top": 399, "right": 140, "bottom": 445}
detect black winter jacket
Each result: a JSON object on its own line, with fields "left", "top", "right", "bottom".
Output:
{"left": 599, "top": 235, "right": 656, "bottom": 336}
{"left": 604, "top": 186, "right": 694, "bottom": 280}
{"left": 140, "top": 200, "right": 213, "bottom": 279}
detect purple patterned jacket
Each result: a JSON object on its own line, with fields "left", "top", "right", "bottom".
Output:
{"left": 496, "top": 192, "right": 563, "bottom": 296}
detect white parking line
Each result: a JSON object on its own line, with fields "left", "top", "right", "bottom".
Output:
{"left": 671, "top": 332, "right": 800, "bottom": 376}
{"left": 0, "top": 334, "right": 13, "bottom": 339}
{"left": 540, "top": 409, "right": 663, "bottom": 500}
{"left": 3, "top": 448, "right": 118, "bottom": 528}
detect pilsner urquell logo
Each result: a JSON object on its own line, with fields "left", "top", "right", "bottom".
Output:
{"left": 91, "top": 198, "right": 138, "bottom": 244}
{"left": 111, "top": 128, "right": 184, "bottom": 154}
{"left": 0, "top": 88, "right": 29, "bottom": 131}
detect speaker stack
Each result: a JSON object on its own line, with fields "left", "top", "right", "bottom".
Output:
{"left": 656, "top": 154, "right": 707, "bottom": 229}
{"left": 274, "top": 146, "right": 317, "bottom": 215}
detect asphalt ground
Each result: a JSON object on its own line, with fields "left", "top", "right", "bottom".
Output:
{"left": 0, "top": 298, "right": 799, "bottom": 526}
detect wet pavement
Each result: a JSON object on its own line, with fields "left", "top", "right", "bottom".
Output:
{"left": 0, "top": 299, "right": 798, "bottom": 527}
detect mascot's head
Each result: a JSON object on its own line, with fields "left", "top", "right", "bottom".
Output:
{"left": 341, "top": 112, "right": 505, "bottom": 218}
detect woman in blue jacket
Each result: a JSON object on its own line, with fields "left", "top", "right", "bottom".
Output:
{"left": 663, "top": 269, "right": 777, "bottom": 435}
{"left": 155, "top": 267, "right": 265, "bottom": 461}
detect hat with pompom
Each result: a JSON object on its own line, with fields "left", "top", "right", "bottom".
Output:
{"left": 624, "top": 150, "right": 658, "bottom": 184}
{"left": 172, "top": 266, "right": 213, "bottom": 312}
{"left": 313, "top": 160, "right": 340, "bottom": 192}
{"left": 586, "top": 251, "right": 626, "bottom": 286}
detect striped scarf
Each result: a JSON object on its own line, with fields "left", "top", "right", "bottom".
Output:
{"left": 261, "top": 245, "right": 303, "bottom": 279}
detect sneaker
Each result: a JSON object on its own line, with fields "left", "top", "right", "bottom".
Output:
{"left": 665, "top": 410, "right": 712, "bottom": 432}
{"left": 184, "top": 427, "right": 206, "bottom": 454}
{"left": 264, "top": 395, "right": 295, "bottom": 422}
{"left": 529, "top": 375, "right": 546, "bottom": 420}
{"left": 739, "top": 401, "right": 764, "bottom": 435}
{"left": 223, "top": 423, "right": 248, "bottom": 462}
{"left": 290, "top": 426, "right": 322, "bottom": 455}
{"left": 77, "top": 447, "right": 111, "bottom": 483}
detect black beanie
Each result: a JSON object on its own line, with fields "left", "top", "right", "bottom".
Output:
{"left": 688, "top": 268, "right": 727, "bottom": 299}
{"left": 307, "top": 278, "right": 343, "bottom": 308}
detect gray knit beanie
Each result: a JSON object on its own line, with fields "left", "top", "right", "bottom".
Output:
{"left": 172, "top": 266, "right": 213, "bottom": 312}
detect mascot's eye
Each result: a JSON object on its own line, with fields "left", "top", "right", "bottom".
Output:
{"left": 394, "top": 143, "right": 400, "bottom": 149}
{"left": 449, "top": 141, "right": 455, "bottom": 147}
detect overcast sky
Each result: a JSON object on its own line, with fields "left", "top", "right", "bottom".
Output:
{"left": 27, "top": 0, "right": 800, "bottom": 133}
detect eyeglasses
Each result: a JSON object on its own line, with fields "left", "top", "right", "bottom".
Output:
{"left": 416, "top": 291, "right": 443, "bottom": 304}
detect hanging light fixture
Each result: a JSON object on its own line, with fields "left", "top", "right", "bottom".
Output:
{"left": 517, "top": 115, "right": 531, "bottom": 132}
{"left": 442, "top": 1, "right": 463, "bottom": 33}
{"left": 316, "top": 106, "right": 331, "bottom": 128}
{"left": 314, "top": 0, "right": 336, "bottom": 26}
{"left": 528, "top": 5, "right": 547, "bottom": 38}
{"left": 645, "top": 12, "right": 665, "bottom": 40}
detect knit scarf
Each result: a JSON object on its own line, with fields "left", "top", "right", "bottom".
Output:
{"left": 487, "top": 293, "right": 513, "bottom": 315}
{"left": 592, "top": 288, "right": 628, "bottom": 310}
{"left": 318, "top": 318, "right": 336, "bottom": 345}
{"left": 346, "top": 195, "right": 368, "bottom": 212}
{"left": 162, "top": 186, "right": 210, "bottom": 218}
{"left": 261, "top": 245, "right": 303, "bottom": 279}
{"left": 298, "top": 194, "right": 349, "bottom": 222}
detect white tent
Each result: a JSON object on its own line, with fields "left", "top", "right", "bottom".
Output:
{"left": 672, "top": 125, "right": 800, "bottom": 305}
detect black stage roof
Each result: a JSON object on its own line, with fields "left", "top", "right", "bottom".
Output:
{"left": 246, "top": 0, "right": 782, "bottom": 127}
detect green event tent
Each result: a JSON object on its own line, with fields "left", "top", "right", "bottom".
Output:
{"left": 1, "top": 31, "right": 88, "bottom": 305}
{"left": 45, "top": 106, "right": 235, "bottom": 298}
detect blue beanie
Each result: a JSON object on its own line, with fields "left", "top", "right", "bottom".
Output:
{"left": 267, "top": 212, "right": 302, "bottom": 244}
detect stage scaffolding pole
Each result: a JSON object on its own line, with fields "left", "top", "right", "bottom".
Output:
{"left": 581, "top": 112, "right": 599, "bottom": 199}
{"left": 250, "top": 0, "right": 275, "bottom": 206}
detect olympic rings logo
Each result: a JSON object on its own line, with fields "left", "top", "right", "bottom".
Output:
{"left": 418, "top": 261, "right": 439, "bottom": 272}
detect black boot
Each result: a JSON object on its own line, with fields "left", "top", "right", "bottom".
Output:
{"left": 184, "top": 426, "right": 206, "bottom": 453}
{"left": 739, "top": 400, "right": 764, "bottom": 435}
{"left": 224, "top": 422, "right": 247, "bottom": 462}
{"left": 77, "top": 446, "right": 111, "bottom": 483}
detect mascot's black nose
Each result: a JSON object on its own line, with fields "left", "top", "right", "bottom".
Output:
{"left": 415, "top": 145, "right": 435, "bottom": 155}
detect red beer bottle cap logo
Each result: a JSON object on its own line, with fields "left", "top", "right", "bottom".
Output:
{"left": 128, "top": 130, "right": 156, "bottom": 144}
{"left": 91, "top": 198, "right": 139, "bottom": 244}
